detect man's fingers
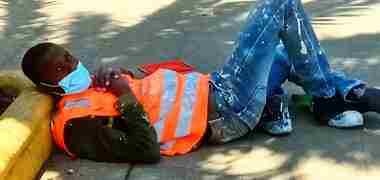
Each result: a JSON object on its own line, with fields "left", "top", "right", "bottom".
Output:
{"left": 120, "top": 68, "right": 134, "bottom": 77}
{"left": 111, "top": 68, "right": 122, "bottom": 79}
{"left": 120, "top": 68, "right": 130, "bottom": 74}
{"left": 96, "top": 66, "right": 106, "bottom": 88}
{"left": 105, "top": 67, "right": 113, "bottom": 87}
{"left": 101, "top": 67, "right": 109, "bottom": 87}
{"left": 96, "top": 65, "right": 127, "bottom": 88}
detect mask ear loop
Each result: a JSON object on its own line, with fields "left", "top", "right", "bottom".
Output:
{"left": 49, "top": 91, "right": 65, "bottom": 96}
{"left": 40, "top": 82, "right": 60, "bottom": 88}
{"left": 39, "top": 82, "right": 65, "bottom": 96}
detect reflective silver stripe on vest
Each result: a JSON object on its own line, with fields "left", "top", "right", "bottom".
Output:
{"left": 154, "top": 70, "right": 177, "bottom": 142}
{"left": 154, "top": 118, "right": 165, "bottom": 142}
{"left": 175, "top": 72, "right": 199, "bottom": 138}
{"left": 64, "top": 98, "right": 91, "bottom": 109}
{"left": 161, "top": 140, "right": 175, "bottom": 150}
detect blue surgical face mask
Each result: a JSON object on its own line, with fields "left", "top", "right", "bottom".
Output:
{"left": 58, "top": 62, "right": 92, "bottom": 94}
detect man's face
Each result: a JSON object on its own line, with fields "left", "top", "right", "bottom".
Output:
{"left": 39, "top": 54, "right": 78, "bottom": 85}
{"left": 37, "top": 54, "right": 79, "bottom": 94}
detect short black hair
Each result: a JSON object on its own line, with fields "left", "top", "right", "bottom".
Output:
{"left": 21, "top": 42, "right": 67, "bottom": 84}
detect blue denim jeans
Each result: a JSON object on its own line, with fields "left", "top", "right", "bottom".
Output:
{"left": 209, "top": 0, "right": 365, "bottom": 140}
{"left": 268, "top": 44, "right": 365, "bottom": 100}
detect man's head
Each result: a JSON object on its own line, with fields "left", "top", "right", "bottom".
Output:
{"left": 22, "top": 42, "right": 92, "bottom": 95}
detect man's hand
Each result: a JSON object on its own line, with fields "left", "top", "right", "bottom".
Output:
{"left": 95, "top": 65, "right": 133, "bottom": 89}
{"left": 106, "top": 75, "right": 133, "bottom": 97}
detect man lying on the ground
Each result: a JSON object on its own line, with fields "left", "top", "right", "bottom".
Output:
{"left": 21, "top": 0, "right": 380, "bottom": 163}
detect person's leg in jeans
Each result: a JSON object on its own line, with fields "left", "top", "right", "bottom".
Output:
{"left": 258, "top": 0, "right": 365, "bottom": 129}
{"left": 277, "top": 0, "right": 364, "bottom": 127}
{"left": 312, "top": 71, "right": 380, "bottom": 126}
{"left": 209, "top": 0, "right": 289, "bottom": 143}
{"left": 271, "top": 43, "right": 365, "bottom": 128}
{"left": 259, "top": 44, "right": 293, "bottom": 135}
{"left": 209, "top": 0, "right": 341, "bottom": 143}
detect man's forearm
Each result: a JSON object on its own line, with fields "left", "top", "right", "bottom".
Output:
{"left": 114, "top": 94, "right": 161, "bottom": 163}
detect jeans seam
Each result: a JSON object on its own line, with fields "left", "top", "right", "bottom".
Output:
{"left": 296, "top": 4, "right": 334, "bottom": 97}
{"left": 223, "top": 1, "right": 290, "bottom": 125}
{"left": 241, "top": 0, "right": 289, "bottom": 67}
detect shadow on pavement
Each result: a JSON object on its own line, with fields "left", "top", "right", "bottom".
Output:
{"left": 0, "top": 0, "right": 56, "bottom": 69}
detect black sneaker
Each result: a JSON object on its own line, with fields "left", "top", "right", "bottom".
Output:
{"left": 312, "top": 96, "right": 363, "bottom": 128}
{"left": 260, "top": 95, "right": 293, "bottom": 135}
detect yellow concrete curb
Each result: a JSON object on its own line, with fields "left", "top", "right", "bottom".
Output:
{"left": 0, "top": 71, "right": 34, "bottom": 95}
{"left": 0, "top": 71, "right": 53, "bottom": 180}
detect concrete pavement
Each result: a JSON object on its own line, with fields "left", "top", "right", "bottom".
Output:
{"left": 1, "top": 0, "right": 380, "bottom": 179}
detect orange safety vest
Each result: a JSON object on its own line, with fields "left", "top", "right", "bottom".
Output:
{"left": 126, "top": 69, "right": 210, "bottom": 156}
{"left": 51, "top": 88, "right": 120, "bottom": 157}
{"left": 51, "top": 69, "right": 209, "bottom": 157}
